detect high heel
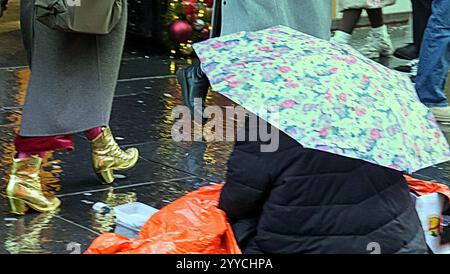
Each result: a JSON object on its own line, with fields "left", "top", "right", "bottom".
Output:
{"left": 90, "top": 127, "right": 139, "bottom": 184}
{"left": 97, "top": 169, "right": 115, "bottom": 184}
{"left": 7, "top": 197, "right": 28, "bottom": 215}
{"left": 6, "top": 156, "right": 61, "bottom": 215}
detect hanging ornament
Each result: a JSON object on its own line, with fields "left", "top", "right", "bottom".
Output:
{"left": 181, "top": 0, "right": 196, "bottom": 6}
{"left": 164, "top": 0, "right": 213, "bottom": 56}
{"left": 186, "top": 14, "right": 196, "bottom": 23}
{"left": 204, "top": 0, "right": 214, "bottom": 7}
{"left": 204, "top": 7, "right": 213, "bottom": 21}
{"left": 200, "top": 27, "right": 210, "bottom": 39}
{"left": 180, "top": 44, "right": 194, "bottom": 56}
{"left": 169, "top": 20, "right": 193, "bottom": 43}
{"left": 193, "top": 19, "right": 205, "bottom": 31}
{"left": 194, "top": 2, "right": 201, "bottom": 8}
{"left": 182, "top": 1, "right": 197, "bottom": 15}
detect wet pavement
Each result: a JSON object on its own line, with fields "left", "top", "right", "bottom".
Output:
{"left": 1, "top": 1, "right": 450, "bottom": 254}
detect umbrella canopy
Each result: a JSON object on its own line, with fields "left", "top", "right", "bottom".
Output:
{"left": 193, "top": 26, "right": 450, "bottom": 173}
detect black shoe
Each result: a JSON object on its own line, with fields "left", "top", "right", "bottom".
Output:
{"left": 394, "top": 59, "right": 418, "bottom": 76}
{"left": 176, "top": 63, "right": 210, "bottom": 124}
{"left": 394, "top": 43, "right": 419, "bottom": 60}
{"left": 394, "top": 64, "right": 413, "bottom": 73}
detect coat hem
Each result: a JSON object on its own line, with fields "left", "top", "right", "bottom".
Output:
{"left": 18, "top": 122, "right": 109, "bottom": 137}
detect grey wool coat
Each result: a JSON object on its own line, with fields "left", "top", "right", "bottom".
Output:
{"left": 211, "top": 0, "right": 332, "bottom": 40}
{"left": 19, "top": 0, "right": 127, "bottom": 136}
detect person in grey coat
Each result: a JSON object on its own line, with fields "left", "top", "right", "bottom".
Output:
{"left": 177, "top": 0, "right": 331, "bottom": 123}
{"left": 3, "top": 0, "right": 139, "bottom": 215}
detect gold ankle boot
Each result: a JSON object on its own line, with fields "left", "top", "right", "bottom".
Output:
{"left": 6, "top": 156, "right": 61, "bottom": 215}
{"left": 90, "top": 128, "right": 139, "bottom": 184}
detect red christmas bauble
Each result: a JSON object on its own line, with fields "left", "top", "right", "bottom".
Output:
{"left": 169, "top": 20, "right": 193, "bottom": 43}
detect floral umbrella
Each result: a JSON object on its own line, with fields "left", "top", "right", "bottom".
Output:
{"left": 193, "top": 25, "right": 450, "bottom": 173}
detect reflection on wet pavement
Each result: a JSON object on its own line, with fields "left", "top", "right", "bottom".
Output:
{"left": 90, "top": 189, "right": 137, "bottom": 234}
{"left": 55, "top": 177, "right": 212, "bottom": 236}
{"left": 0, "top": 3, "right": 449, "bottom": 253}
{"left": 4, "top": 210, "right": 59, "bottom": 254}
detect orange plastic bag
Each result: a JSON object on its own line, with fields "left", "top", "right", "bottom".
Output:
{"left": 405, "top": 175, "right": 450, "bottom": 201}
{"left": 85, "top": 184, "right": 241, "bottom": 254}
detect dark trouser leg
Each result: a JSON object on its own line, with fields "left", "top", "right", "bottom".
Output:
{"left": 366, "top": 8, "right": 384, "bottom": 29}
{"left": 412, "top": 0, "right": 433, "bottom": 51}
{"left": 339, "top": 9, "right": 363, "bottom": 34}
{"left": 211, "top": 0, "right": 222, "bottom": 38}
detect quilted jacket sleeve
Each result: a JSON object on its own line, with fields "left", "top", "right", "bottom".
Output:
{"left": 219, "top": 146, "right": 272, "bottom": 221}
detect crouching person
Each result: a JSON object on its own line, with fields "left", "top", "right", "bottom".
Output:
{"left": 219, "top": 116, "right": 428, "bottom": 254}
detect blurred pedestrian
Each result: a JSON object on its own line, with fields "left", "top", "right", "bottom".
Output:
{"left": 331, "top": 0, "right": 396, "bottom": 58}
{"left": 393, "top": 0, "right": 433, "bottom": 81}
{"left": 176, "top": 0, "right": 331, "bottom": 123}
{"left": 394, "top": 0, "right": 433, "bottom": 60}
{"left": 5, "top": 0, "right": 139, "bottom": 215}
{"left": 415, "top": 0, "right": 450, "bottom": 122}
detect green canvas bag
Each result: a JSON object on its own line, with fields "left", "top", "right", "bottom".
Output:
{"left": 35, "top": 0, "right": 123, "bottom": 35}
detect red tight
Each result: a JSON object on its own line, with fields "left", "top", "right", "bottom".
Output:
{"left": 14, "top": 127, "right": 103, "bottom": 157}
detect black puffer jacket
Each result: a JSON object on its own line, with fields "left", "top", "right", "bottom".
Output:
{"left": 219, "top": 121, "right": 428, "bottom": 254}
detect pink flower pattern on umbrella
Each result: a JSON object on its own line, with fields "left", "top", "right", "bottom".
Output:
{"left": 281, "top": 100, "right": 297, "bottom": 109}
{"left": 193, "top": 26, "right": 450, "bottom": 173}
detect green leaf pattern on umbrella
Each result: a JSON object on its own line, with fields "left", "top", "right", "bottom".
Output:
{"left": 193, "top": 26, "right": 450, "bottom": 173}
